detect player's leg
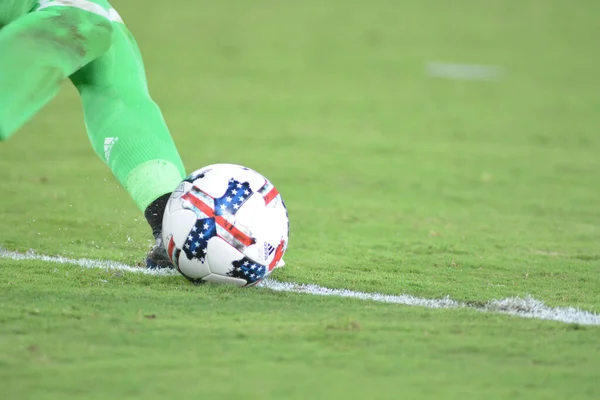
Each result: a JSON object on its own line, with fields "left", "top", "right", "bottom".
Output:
{"left": 68, "top": 8, "right": 186, "bottom": 268}
{"left": 0, "top": 1, "right": 112, "bottom": 140}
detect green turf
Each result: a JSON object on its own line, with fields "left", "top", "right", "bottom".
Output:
{"left": 1, "top": 0, "right": 599, "bottom": 398}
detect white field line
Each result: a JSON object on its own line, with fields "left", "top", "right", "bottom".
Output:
{"left": 1, "top": 248, "right": 177, "bottom": 276}
{"left": 2, "top": 248, "right": 599, "bottom": 326}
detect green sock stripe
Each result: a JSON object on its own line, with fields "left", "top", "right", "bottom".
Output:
{"left": 124, "top": 160, "right": 184, "bottom": 211}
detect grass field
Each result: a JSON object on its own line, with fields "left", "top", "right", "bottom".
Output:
{"left": 1, "top": 0, "right": 600, "bottom": 399}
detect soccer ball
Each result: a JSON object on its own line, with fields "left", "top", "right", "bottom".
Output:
{"left": 162, "top": 164, "right": 289, "bottom": 286}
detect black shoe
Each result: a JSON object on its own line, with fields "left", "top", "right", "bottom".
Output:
{"left": 144, "top": 193, "right": 173, "bottom": 269}
{"left": 146, "top": 233, "right": 174, "bottom": 269}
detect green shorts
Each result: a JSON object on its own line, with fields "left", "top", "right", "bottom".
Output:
{"left": 34, "top": 0, "right": 122, "bottom": 22}
{"left": 0, "top": 0, "right": 122, "bottom": 26}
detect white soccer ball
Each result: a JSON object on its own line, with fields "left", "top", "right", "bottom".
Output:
{"left": 162, "top": 164, "right": 289, "bottom": 286}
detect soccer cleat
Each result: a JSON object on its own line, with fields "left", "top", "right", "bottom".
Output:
{"left": 144, "top": 193, "right": 173, "bottom": 269}
{"left": 146, "top": 233, "right": 174, "bottom": 269}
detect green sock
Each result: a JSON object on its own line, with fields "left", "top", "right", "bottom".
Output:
{"left": 0, "top": 4, "right": 186, "bottom": 211}
{"left": 0, "top": 6, "right": 112, "bottom": 139}
{"left": 70, "top": 21, "right": 186, "bottom": 211}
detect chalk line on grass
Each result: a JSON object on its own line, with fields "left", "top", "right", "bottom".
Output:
{"left": 0, "top": 248, "right": 177, "bottom": 276}
{"left": 1, "top": 248, "right": 598, "bottom": 326}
